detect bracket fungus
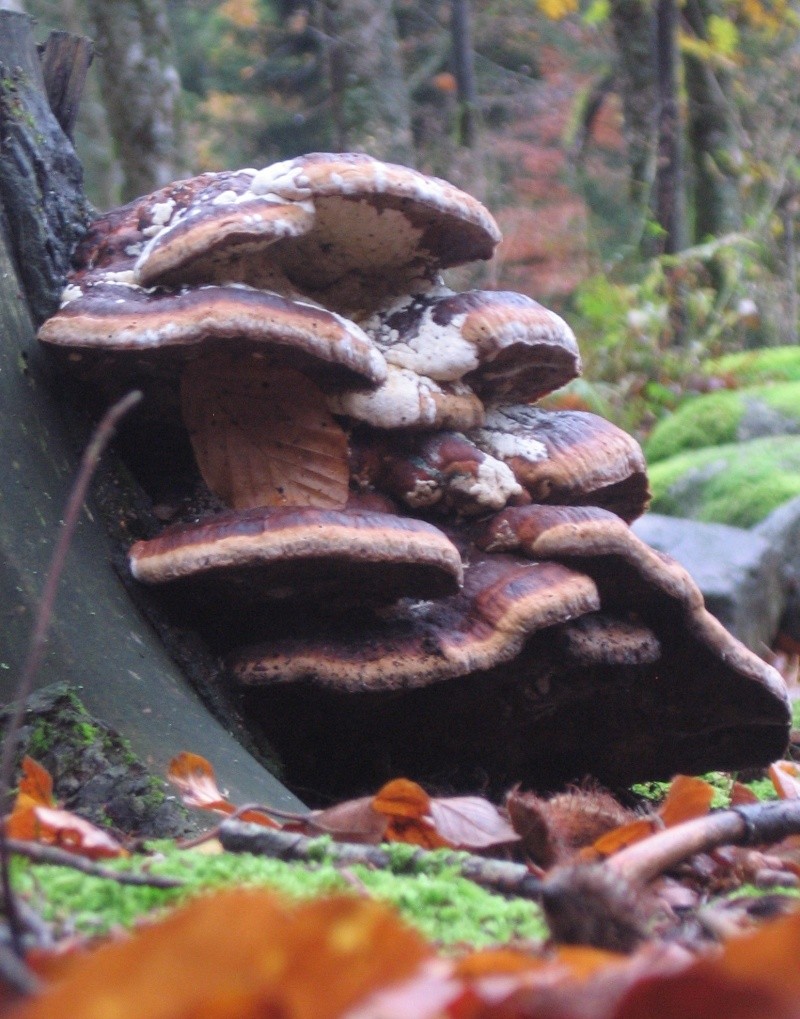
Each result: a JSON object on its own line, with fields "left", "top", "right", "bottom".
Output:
{"left": 37, "top": 153, "right": 790, "bottom": 800}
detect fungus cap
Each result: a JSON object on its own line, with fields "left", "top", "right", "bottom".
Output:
{"left": 364, "top": 288, "right": 580, "bottom": 401}
{"left": 469, "top": 406, "right": 650, "bottom": 522}
{"left": 134, "top": 154, "right": 502, "bottom": 312}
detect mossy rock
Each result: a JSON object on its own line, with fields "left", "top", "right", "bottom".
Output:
{"left": 645, "top": 382, "right": 800, "bottom": 463}
{"left": 704, "top": 346, "right": 800, "bottom": 386}
{"left": 648, "top": 434, "right": 800, "bottom": 527}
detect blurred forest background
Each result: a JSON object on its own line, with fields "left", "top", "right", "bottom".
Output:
{"left": 11, "top": 0, "right": 800, "bottom": 436}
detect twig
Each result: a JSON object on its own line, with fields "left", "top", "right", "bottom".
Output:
{"left": 218, "top": 821, "right": 544, "bottom": 899}
{"left": 0, "top": 942, "right": 42, "bottom": 996}
{"left": 0, "top": 391, "right": 142, "bottom": 956}
{"left": 6, "top": 840, "right": 184, "bottom": 889}
{"left": 607, "top": 799, "right": 800, "bottom": 885}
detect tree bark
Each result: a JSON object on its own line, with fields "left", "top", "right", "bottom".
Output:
{"left": 682, "top": 0, "right": 741, "bottom": 240}
{"left": 322, "top": 0, "right": 414, "bottom": 165}
{"left": 84, "top": 0, "right": 181, "bottom": 201}
{"left": 609, "top": 0, "right": 657, "bottom": 213}
{"left": 0, "top": 10, "right": 303, "bottom": 812}
{"left": 451, "top": 0, "right": 477, "bottom": 148}
{"left": 654, "top": 0, "right": 685, "bottom": 254}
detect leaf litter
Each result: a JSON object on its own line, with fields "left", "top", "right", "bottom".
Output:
{"left": 6, "top": 751, "right": 800, "bottom": 1017}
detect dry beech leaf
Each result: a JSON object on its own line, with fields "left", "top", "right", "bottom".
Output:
{"left": 181, "top": 356, "right": 349, "bottom": 510}
{"left": 303, "top": 796, "right": 389, "bottom": 845}
{"left": 658, "top": 775, "right": 715, "bottom": 828}
{"left": 168, "top": 751, "right": 278, "bottom": 828}
{"left": 6, "top": 805, "right": 126, "bottom": 860}
{"left": 590, "top": 818, "right": 659, "bottom": 858}
{"left": 17, "top": 755, "right": 55, "bottom": 807}
{"left": 614, "top": 909, "right": 800, "bottom": 1019}
{"left": 372, "top": 779, "right": 432, "bottom": 822}
{"left": 5, "top": 757, "right": 126, "bottom": 860}
{"left": 769, "top": 760, "right": 800, "bottom": 799}
{"left": 730, "top": 782, "right": 761, "bottom": 806}
{"left": 14, "top": 889, "right": 431, "bottom": 1019}
{"left": 428, "top": 797, "right": 519, "bottom": 850}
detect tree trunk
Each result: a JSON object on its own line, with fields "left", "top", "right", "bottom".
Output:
{"left": 683, "top": 0, "right": 741, "bottom": 240}
{"left": 0, "top": 10, "right": 302, "bottom": 811}
{"left": 609, "top": 0, "right": 657, "bottom": 213}
{"left": 451, "top": 0, "right": 477, "bottom": 148}
{"left": 84, "top": 0, "right": 181, "bottom": 201}
{"left": 654, "top": 0, "right": 685, "bottom": 254}
{"left": 322, "top": 0, "right": 414, "bottom": 165}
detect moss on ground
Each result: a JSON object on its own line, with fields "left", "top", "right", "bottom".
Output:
{"left": 645, "top": 382, "right": 800, "bottom": 463}
{"left": 705, "top": 347, "right": 800, "bottom": 386}
{"left": 12, "top": 840, "right": 548, "bottom": 949}
{"left": 648, "top": 434, "right": 800, "bottom": 526}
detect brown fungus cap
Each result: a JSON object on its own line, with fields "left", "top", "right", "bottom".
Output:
{"left": 231, "top": 509, "right": 790, "bottom": 797}
{"left": 228, "top": 552, "right": 600, "bottom": 691}
{"left": 349, "top": 429, "right": 525, "bottom": 516}
{"left": 364, "top": 288, "right": 581, "bottom": 402}
{"left": 70, "top": 171, "right": 255, "bottom": 279}
{"left": 475, "top": 502, "right": 789, "bottom": 709}
{"left": 134, "top": 154, "right": 501, "bottom": 313}
{"left": 38, "top": 281, "right": 387, "bottom": 393}
{"left": 128, "top": 506, "right": 464, "bottom": 642}
{"left": 468, "top": 406, "right": 650, "bottom": 523}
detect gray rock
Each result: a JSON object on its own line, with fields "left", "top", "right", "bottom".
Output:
{"left": 754, "top": 495, "right": 800, "bottom": 642}
{"left": 632, "top": 513, "right": 787, "bottom": 651}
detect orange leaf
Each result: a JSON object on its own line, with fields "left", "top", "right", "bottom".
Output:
{"left": 372, "top": 778, "right": 432, "bottom": 821}
{"left": 168, "top": 752, "right": 278, "bottom": 827}
{"left": 14, "top": 889, "right": 431, "bottom": 1019}
{"left": 730, "top": 782, "right": 761, "bottom": 806}
{"left": 658, "top": 775, "right": 715, "bottom": 827}
{"left": 614, "top": 910, "right": 800, "bottom": 1019}
{"left": 373, "top": 780, "right": 449, "bottom": 849}
{"left": 591, "top": 818, "right": 659, "bottom": 857}
{"left": 769, "top": 760, "right": 800, "bottom": 799}
{"left": 18, "top": 756, "right": 55, "bottom": 808}
{"left": 7, "top": 805, "right": 126, "bottom": 860}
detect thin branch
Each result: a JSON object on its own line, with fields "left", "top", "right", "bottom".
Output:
{"left": 6, "top": 840, "right": 184, "bottom": 889}
{"left": 607, "top": 799, "right": 800, "bottom": 885}
{"left": 219, "top": 821, "right": 544, "bottom": 900}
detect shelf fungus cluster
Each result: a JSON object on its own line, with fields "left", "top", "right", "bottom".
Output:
{"left": 38, "top": 153, "right": 790, "bottom": 798}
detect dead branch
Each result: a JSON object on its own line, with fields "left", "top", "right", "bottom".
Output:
{"left": 607, "top": 799, "right": 800, "bottom": 885}
{"left": 219, "top": 821, "right": 544, "bottom": 899}
{"left": 6, "top": 840, "right": 183, "bottom": 889}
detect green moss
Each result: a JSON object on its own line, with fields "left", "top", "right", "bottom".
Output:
{"left": 27, "top": 719, "right": 54, "bottom": 758}
{"left": 645, "top": 390, "right": 744, "bottom": 462}
{"left": 705, "top": 347, "right": 800, "bottom": 386}
{"left": 648, "top": 434, "right": 800, "bottom": 526}
{"left": 12, "top": 842, "right": 547, "bottom": 948}
{"left": 645, "top": 382, "right": 800, "bottom": 463}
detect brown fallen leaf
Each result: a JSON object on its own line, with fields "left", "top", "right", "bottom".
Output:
{"left": 5, "top": 757, "right": 126, "bottom": 860}
{"left": 12, "top": 889, "right": 432, "bottom": 1019}
{"left": 770, "top": 760, "right": 800, "bottom": 799}
{"left": 167, "top": 751, "right": 279, "bottom": 827}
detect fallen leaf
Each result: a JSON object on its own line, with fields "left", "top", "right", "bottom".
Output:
{"left": 6, "top": 805, "right": 126, "bottom": 860}
{"left": 428, "top": 797, "right": 519, "bottom": 850}
{"left": 14, "top": 889, "right": 431, "bottom": 1019}
{"left": 168, "top": 751, "right": 278, "bottom": 827}
{"left": 591, "top": 818, "right": 659, "bottom": 858}
{"left": 729, "top": 782, "right": 761, "bottom": 806}
{"left": 181, "top": 356, "right": 349, "bottom": 510}
{"left": 769, "top": 761, "right": 800, "bottom": 799}
{"left": 17, "top": 756, "right": 55, "bottom": 808}
{"left": 302, "top": 796, "right": 389, "bottom": 844}
{"left": 658, "top": 775, "right": 715, "bottom": 827}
